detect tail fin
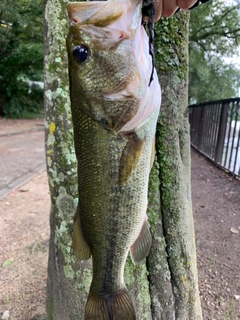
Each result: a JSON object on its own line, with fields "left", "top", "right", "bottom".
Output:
{"left": 85, "top": 289, "right": 136, "bottom": 320}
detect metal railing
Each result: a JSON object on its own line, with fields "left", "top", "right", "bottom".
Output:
{"left": 189, "top": 98, "right": 240, "bottom": 177}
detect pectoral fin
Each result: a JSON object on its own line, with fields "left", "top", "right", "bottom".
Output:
{"left": 130, "top": 219, "right": 152, "bottom": 264}
{"left": 72, "top": 208, "right": 91, "bottom": 260}
{"left": 118, "top": 133, "right": 144, "bottom": 186}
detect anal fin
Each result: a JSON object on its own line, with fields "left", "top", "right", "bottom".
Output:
{"left": 72, "top": 207, "right": 91, "bottom": 260}
{"left": 130, "top": 219, "right": 152, "bottom": 264}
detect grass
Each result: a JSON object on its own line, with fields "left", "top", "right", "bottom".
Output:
{"left": 223, "top": 297, "right": 234, "bottom": 320}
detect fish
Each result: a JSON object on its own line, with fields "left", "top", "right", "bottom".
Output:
{"left": 66, "top": 0, "right": 161, "bottom": 319}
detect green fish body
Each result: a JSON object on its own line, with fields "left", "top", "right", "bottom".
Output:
{"left": 66, "top": 1, "right": 161, "bottom": 319}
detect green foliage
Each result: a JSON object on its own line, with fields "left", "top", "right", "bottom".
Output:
{"left": 189, "top": 48, "right": 240, "bottom": 104}
{"left": 189, "top": 0, "right": 240, "bottom": 104}
{"left": 0, "top": 0, "right": 43, "bottom": 118}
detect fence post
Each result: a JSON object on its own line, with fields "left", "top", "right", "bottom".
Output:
{"left": 214, "top": 102, "right": 228, "bottom": 164}
{"left": 196, "top": 105, "right": 204, "bottom": 150}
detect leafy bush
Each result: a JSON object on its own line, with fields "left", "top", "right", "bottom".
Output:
{"left": 2, "top": 81, "right": 43, "bottom": 118}
{"left": 0, "top": 0, "right": 43, "bottom": 118}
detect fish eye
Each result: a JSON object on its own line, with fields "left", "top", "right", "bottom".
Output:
{"left": 73, "top": 45, "right": 89, "bottom": 62}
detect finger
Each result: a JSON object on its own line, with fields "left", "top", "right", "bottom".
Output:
{"left": 161, "top": 6, "right": 179, "bottom": 17}
{"left": 161, "top": 0, "right": 179, "bottom": 18}
{"left": 177, "top": 0, "right": 198, "bottom": 10}
{"left": 154, "top": 0, "right": 163, "bottom": 21}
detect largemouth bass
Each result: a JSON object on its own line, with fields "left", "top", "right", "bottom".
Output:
{"left": 66, "top": 0, "right": 161, "bottom": 319}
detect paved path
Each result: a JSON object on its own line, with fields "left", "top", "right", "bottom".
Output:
{"left": 0, "top": 125, "right": 45, "bottom": 198}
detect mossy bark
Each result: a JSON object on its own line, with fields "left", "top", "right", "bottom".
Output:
{"left": 44, "top": 0, "right": 92, "bottom": 318}
{"left": 44, "top": 1, "right": 202, "bottom": 319}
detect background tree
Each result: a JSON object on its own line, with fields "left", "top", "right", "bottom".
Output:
{"left": 44, "top": 0, "right": 202, "bottom": 319}
{"left": 0, "top": 0, "right": 43, "bottom": 118}
{"left": 189, "top": 0, "right": 240, "bottom": 103}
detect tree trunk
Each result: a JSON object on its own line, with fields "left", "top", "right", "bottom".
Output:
{"left": 44, "top": 1, "right": 202, "bottom": 319}
{"left": 147, "top": 12, "right": 202, "bottom": 319}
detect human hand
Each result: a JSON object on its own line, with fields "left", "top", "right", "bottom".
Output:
{"left": 154, "top": 0, "right": 198, "bottom": 20}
